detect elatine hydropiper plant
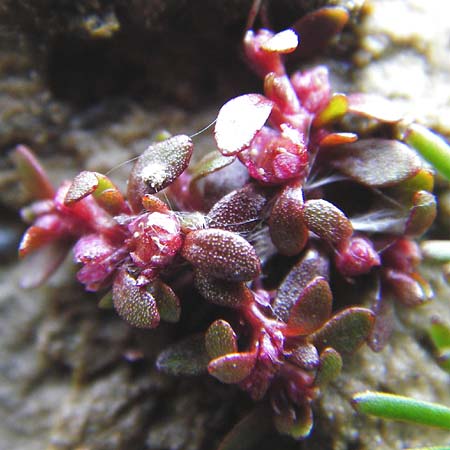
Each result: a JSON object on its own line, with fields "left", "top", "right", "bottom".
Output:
{"left": 15, "top": 6, "right": 438, "bottom": 443}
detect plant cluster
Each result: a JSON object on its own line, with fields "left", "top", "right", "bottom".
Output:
{"left": 15, "top": 5, "right": 441, "bottom": 443}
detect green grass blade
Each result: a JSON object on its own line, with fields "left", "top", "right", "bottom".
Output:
{"left": 351, "top": 391, "right": 450, "bottom": 430}
{"left": 404, "top": 123, "right": 450, "bottom": 181}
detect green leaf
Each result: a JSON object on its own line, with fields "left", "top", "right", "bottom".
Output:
{"left": 190, "top": 150, "right": 235, "bottom": 183}
{"left": 156, "top": 334, "right": 209, "bottom": 376}
{"left": 147, "top": 279, "right": 181, "bottom": 323}
{"left": 315, "top": 347, "right": 342, "bottom": 386}
{"left": 112, "top": 269, "right": 160, "bottom": 329}
{"left": 313, "top": 93, "right": 348, "bottom": 127}
{"left": 273, "top": 402, "right": 313, "bottom": 439}
{"left": 98, "top": 290, "right": 113, "bottom": 309}
{"left": 403, "top": 123, "right": 450, "bottom": 181}
{"left": 405, "top": 190, "right": 436, "bottom": 237}
{"left": 310, "top": 307, "right": 374, "bottom": 355}
{"left": 205, "top": 319, "right": 238, "bottom": 359}
{"left": 429, "top": 319, "right": 450, "bottom": 350}
{"left": 352, "top": 391, "right": 450, "bottom": 430}
{"left": 208, "top": 351, "right": 256, "bottom": 383}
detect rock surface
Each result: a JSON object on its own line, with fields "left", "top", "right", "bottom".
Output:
{"left": 0, "top": 1, "right": 449, "bottom": 449}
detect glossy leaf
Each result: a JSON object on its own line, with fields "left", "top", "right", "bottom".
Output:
{"left": 313, "top": 93, "right": 348, "bottom": 127}
{"left": 310, "top": 307, "right": 374, "bottom": 355}
{"left": 127, "top": 134, "right": 193, "bottom": 212}
{"left": 404, "top": 123, "right": 450, "bottom": 181}
{"left": 269, "top": 182, "right": 308, "bottom": 256}
{"left": 274, "top": 247, "right": 329, "bottom": 322}
{"left": 273, "top": 402, "right": 313, "bottom": 439}
{"left": 12, "top": 144, "right": 55, "bottom": 200}
{"left": 112, "top": 268, "right": 160, "bottom": 329}
{"left": 285, "top": 277, "right": 332, "bottom": 336}
{"left": 347, "top": 93, "right": 404, "bottom": 123}
{"left": 207, "top": 184, "right": 268, "bottom": 233}
{"left": 147, "top": 279, "right": 181, "bottom": 323}
{"left": 327, "top": 139, "right": 423, "bottom": 187}
{"left": 205, "top": 319, "right": 238, "bottom": 359}
{"left": 261, "top": 29, "right": 298, "bottom": 54}
{"left": 291, "top": 6, "right": 349, "bottom": 59}
{"left": 156, "top": 334, "right": 209, "bottom": 376}
{"left": 214, "top": 94, "right": 273, "bottom": 156}
{"left": 352, "top": 391, "right": 450, "bottom": 430}
{"left": 315, "top": 347, "right": 342, "bottom": 386}
{"left": 302, "top": 199, "right": 353, "bottom": 249}
{"left": 182, "top": 229, "right": 261, "bottom": 282}
{"left": 405, "top": 190, "right": 436, "bottom": 237}
{"left": 429, "top": 319, "right": 450, "bottom": 351}
{"left": 194, "top": 271, "right": 252, "bottom": 308}
{"left": 208, "top": 351, "right": 256, "bottom": 383}
{"left": 190, "top": 150, "right": 236, "bottom": 183}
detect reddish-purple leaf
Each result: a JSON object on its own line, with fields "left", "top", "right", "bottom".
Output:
{"left": 112, "top": 268, "right": 160, "bottom": 329}
{"left": 269, "top": 182, "right": 307, "bottom": 256}
{"left": 326, "top": 139, "right": 423, "bottom": 188}
{"left": 214, "top": 94, "right": 273, "bottom": 156}
{"left": 208, "top": 351, "right": 256, "bottom": 384}
{"left": 347, "top": 93, "right": 404, "bottom": 123}
{"left": 383, "top": 269, "right": 432, "bottom": 307}
{"left": 12, "top": 144, "right": 55, "bottom": 200}
{"left": 310, "top": 307, "right": 375, "bottom": 355}
{"left": 18, "top": 225, "right": 54, "bottom": 258}
{"left": 315, "top": 347, "right": 342, "bottom": 386}
{"left": 319, "top": 132, "right": 358, "bottom": 147}
{"left": 205, "top": 319, "right": 238, "bottom": 359}
{"left": 302, "top": 199, "right": 353, "bottom": 249}
{"left": 291, "top": 6, "right": 349, "bottom": 59}
{"left": 156, "top": 334, "right": 209, "bottom": 376}
{"left": 20, "top": 241, "right": 69, "bottom": 288}
{"left": 182, "top": 229, "right": 261, "bottom": 282}
{"left": 285, "top": 277, "right": 332, "bottom": 336}
{"left": 274, "top": 247, "right": 329, "bottom": 322}
{"left": 287, "top": 343, "right": 319, "bottom": 370}
{"left": 194, "top": 271, "right": 252, "bottom": 308}
{"left": 207, "top": 184, "right": 269, "bottom": 233}
{"left": 127, "top": 134, "right": 193, "bottom": 212}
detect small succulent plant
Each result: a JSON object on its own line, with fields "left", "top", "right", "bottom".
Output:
{"left": 14, "top": 4, "right": 447, "bottom": 445}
